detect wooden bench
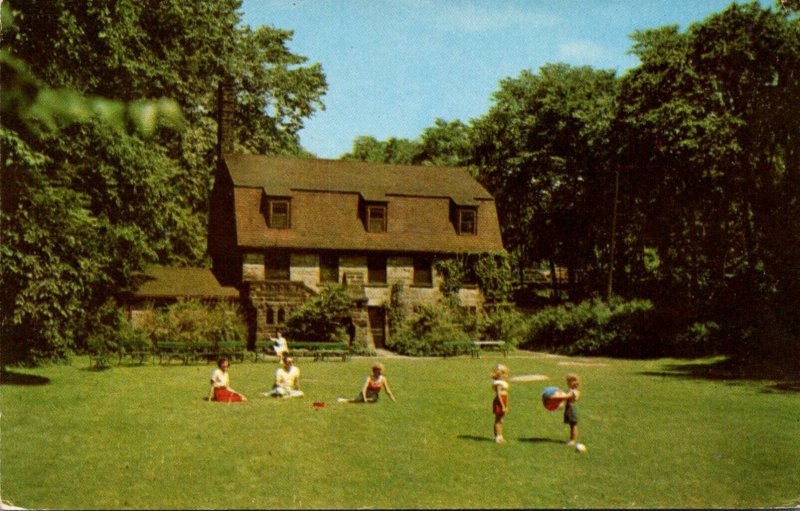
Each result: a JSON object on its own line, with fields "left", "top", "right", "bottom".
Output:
{"left": 253, "top": 340, "right": 279, "bottom": 362}
{"left": 471, "top": 340, "right": 509, "bottom": 358}
{"left": 216, "top": 341, "right": 246, "bottom": 362}
{"left": 120, "top": 348, "right": 151, "bottom": 365}
{"left": 190, "top": 341, "right": 216, "bottom": 363}
{"left": 89, "top": 351, "right": 113, "bottom": 369}
{"left": 289, "top": 342, "right": 351, "bottom": 362}
{"left": 157, "top": 342, "right": 191, "bottom": 364}
{"left": 442, "top": 341, "right": 478, "bottom": 358}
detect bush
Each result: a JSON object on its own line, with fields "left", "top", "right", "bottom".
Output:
{"left": 521, "top": 297, "right": 656, "bottom": 357}
{"left": 387, "top": 303, "right": 471, "bottom": 356}
{"left": 284, "top": 285, "right": 354, "bottom": 343}
{"left": 479, "top": 305, "right": 527, "bottom": 347}
{"left": 137, "top": 299, "right": 247, "bottom": 347}
{"left": 669, "top": 320, "right": 721, "bottom": 358}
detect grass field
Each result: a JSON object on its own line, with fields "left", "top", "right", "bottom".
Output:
{"left": 1, "top": 352, "right": 799, "bottom": 509}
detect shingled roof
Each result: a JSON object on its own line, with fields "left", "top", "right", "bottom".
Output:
{"left": 127, "top": 267, "right": 240, "bottom": 300}
{"left": 223, "top": 154, "right": 493, "bottom": 205}
{"left": 220, "top": 155, "right": 505, "bottom": 254}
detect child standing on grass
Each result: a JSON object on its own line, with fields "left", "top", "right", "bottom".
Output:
{"left": 337, "top": 363, "right": 396, "bottom": 403}
{"left": 491, "top": 364, "right": 510, "bottom": 444}
{"left": 562, "top": 373, "right": 583, "bottom": 450}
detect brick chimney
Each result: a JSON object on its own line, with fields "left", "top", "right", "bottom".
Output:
{"left": 217, "top": 77, "right": 235, "bottom": 157}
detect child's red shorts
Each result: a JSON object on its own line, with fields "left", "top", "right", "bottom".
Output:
{"left": 493, "top": 395, "right": 508, "bottom": 416}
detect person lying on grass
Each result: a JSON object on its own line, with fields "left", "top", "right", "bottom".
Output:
{"left": 337, "top": 363, "right": 396, "bottom": 403}
{"left": 208, "top": 357, "right": 247, "bottom": 402}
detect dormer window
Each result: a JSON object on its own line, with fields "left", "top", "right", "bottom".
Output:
{"left": 366, "top": 204, "right": 387, "bottom": 233}
{"left": 457, "top": 208, "right": 476, "bottom": 235}
{"left": 268, "top": 199, "right": 290, "bottom": 229}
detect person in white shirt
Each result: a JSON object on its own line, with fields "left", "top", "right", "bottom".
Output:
{"left": 491, "top": 364, "right": 509, "bottom": 444}
{"left": 271, "top": 331, "right": 288, "bottom": 361}
{"left": 207, "top": 357, "right": 247, "bottom": 402}
{"left": 262, "top": 357, "right": 304, "bottom": 398}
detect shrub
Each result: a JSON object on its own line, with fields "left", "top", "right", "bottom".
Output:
{"left": 137, "top": 299, "right": 247, "bottom": 347}
{"left": 521, "top": 297, "right": 656, "bottom": 357}
{"left": 387, "top": 282, "right": 408, "bottom": 336}
{"left": 479, "top": 305, "right": 527, "bottom": 347}
{"left": 387, "top": 303, "right": 471, "bottom": 356}
{"left": 474, "top": 252, "right": 513, "bottom": 304}
{"left": 669, "top": 320, "right": 721, "bottom": 358}
{"left": 284, "top": 285, "right": 354, "bottom": 343}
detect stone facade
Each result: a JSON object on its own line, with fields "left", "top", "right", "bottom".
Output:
{"left": 240, "top": 252, "right": 484, "bottom": 350}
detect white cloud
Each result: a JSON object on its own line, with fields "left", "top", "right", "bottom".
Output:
{"left": 397, "top": 0, "right": 560, "bottom": 33}
{"left": 557, "top": 39, "right": 610, "bottom": 63}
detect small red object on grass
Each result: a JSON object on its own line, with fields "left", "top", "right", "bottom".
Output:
{"left": 312, "top": 401, "right": 325, "bottom": 410}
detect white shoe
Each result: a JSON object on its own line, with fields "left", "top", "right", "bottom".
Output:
{"left": 336, "top": 397, "right": 347, "bottom": 403}
{"left": 575, "top": 443, "right": 587, "bottom": 453}
{"left": 566, "top": 440, "right": 576, "bottom": 447}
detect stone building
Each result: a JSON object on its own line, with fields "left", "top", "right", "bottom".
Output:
{"left": 122, "top": 83, "right": 504, "bottom": 348}
{"left": 207, "top": 153, "right": 506, "bottom": 350}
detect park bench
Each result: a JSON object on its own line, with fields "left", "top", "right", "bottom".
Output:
{"left": 442, "top": 340, "right": 509, "bottom": 358}
{"left": 289, "top": 341, "right": 351, "bottom": 362}
{"left": 190, "top": 341, "right": 216, "bottom": 363}
{"left": 442, "top": 341, "right": 478, "bottom": 358}
{"left": 216, "top": 341, "right": 246, "bottom": 362}
{"left": 156, "top": 342, "right": 191, "bottom": 365}
{"left": 89, "top": 350, "right": 113, "bottom": 369}
{"left": 119, "top": 347, "right": 151, "bottom": 365}
{"left": 471, "top": 340, "right": 509, "bottom": 358}
{"left": 253, "top": 340, "right": 280, "bottom": 362}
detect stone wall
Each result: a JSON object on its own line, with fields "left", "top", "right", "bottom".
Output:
{"left": 240, "top": 252, "right": 485, "bottom": 348}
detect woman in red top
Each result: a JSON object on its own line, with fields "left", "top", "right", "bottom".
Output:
{"left": 337, "top": 363, "right": 396, "bottom": 403}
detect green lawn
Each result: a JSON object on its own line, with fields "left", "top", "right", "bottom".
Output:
{"left": 1, "top": 352, "right": 798, "bottom": 509}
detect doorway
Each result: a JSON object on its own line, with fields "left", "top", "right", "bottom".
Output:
{"left": 367, "top": 307, "right": 386, "bottom": 349}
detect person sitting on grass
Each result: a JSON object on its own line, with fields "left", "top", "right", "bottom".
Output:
{"left": 261, "top": 356, "right": 304, "bottom": 398}
{"left": 337, "top": 363, "right": 396, "bottom": 403}
{"left": 208, "top": 357, "right": 247, "bottom": 402}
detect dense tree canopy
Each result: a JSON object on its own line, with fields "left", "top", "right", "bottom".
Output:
{"left": 612, "top": 2, "right": 800, "bottom": 353}
{"left": 469, "top": 64, "right": 618, "bottom": 297}
{"left": 1, "top": 0, "right": 327, "bottom": 364}
{"left": 340, "top": 118, "right": 470, "bottom": 167}
{"left": 467, "top": 1, "right": 798, "bottom": 355}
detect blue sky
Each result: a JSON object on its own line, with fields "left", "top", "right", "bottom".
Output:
{"left": 241, "top": 0, "right": 760, "bottom": 159}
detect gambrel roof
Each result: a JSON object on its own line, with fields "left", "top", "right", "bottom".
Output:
{"left": 126, "top": 267, "right": 239, "bottom": 300}
{"left": 218, "top": 154, "right": 505, "bottom": 254}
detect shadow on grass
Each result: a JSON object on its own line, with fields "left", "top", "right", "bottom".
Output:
{"left": 81, "top": 365, "right": 113, "bottom": 373}
{"left": 0, "top": 370, "right": 50, "bottom": 386}
{"left": 457, "top": 434, "right": 494, "bottom": 442}
{"left": 517, "top": 437, "right": 564, "bottom": 445}
{"left": 640, "top": 356, "right": 800, "bottom": 394}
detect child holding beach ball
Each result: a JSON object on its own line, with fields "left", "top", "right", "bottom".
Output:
{"left": 541, "top": 374, "right": 586, "bottom": 452}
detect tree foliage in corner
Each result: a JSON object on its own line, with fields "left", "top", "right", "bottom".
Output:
{"left": 1, "top": 0, "right": 327, "bottom": 365}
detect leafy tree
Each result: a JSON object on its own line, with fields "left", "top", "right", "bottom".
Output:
{"left": 340, "top": 135, "right": 421, "bottom": 164}
{"left": 470, "top": 64, "right": 618, "bottom": 299}
{"left": 615, "top": 3, "right": 799, "bottom": 339}
{"left": 342, "top": 118, "right": 470, "bottom": 167}
{"left": 1, "top": 1, "right": 328, "bottom": 364}
{"left": 413, "top": 118, "right": 471, "bottom": 167}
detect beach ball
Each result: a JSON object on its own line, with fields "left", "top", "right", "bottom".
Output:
{"left": 541, "top": 386, "right": 563, "bottom": 411}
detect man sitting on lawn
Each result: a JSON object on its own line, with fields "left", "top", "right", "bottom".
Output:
{"left": 261, "top": 356, "right": 304, "bottom": 398}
